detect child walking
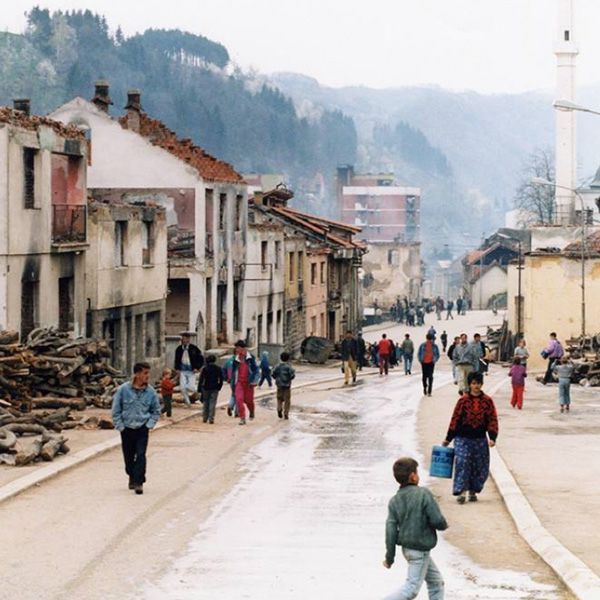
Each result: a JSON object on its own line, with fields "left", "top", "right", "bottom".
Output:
{"left": 508, "top": 356, "right": 527, "bottom": 409}
{"left": 553, "top": 356, "right": 574, "bottom": 413}
{"left": 198, "top": 355, "right": 224, "bottom": 424}
{"left": 383, "top": 457, "right": 448, "bottom": 600}
{"left": 159, "top": 368, "right": 175, "bottom": 418}
{"left": 272, "top": 352, "right": 295, "bottom": 419}
{"left": 258, "top": 351, "right": 273, "bottom": 387}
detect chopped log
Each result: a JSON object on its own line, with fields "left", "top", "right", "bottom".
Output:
{"left": 40, "top": 438, "right": 63, "bottom": 461}
{"left": 0, "top": 453, "right": 16, "bottom": 466}
{"left": 0, "top": 428, "right": 17, "bottom": 451}
{"left": 30, "top": 397, "right": 87, "bottom": 410}
{"left": 0, "top": 331, "right": 18, "bottom": 345}
{"left": 15, "top": 438, "right": 43, "bottom": 465}
{"left": 36, "top": 384, "right": 80, "bottom": 398}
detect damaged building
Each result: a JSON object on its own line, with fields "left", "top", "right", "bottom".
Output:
{"left": 0, "top": 101, "right": 88, "bottom": 340}
{"left": 50, "top": 83, "right": 248, "bottom": 359}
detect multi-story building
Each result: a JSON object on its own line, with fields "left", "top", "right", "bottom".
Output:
{"left": 50, "top": 83, "right": 248, "bottom": 360}
{"left": 337, "top": 165, "right": 422, "bottom": 305}
{"left": 0, "top": 101, "right": 88, "bottom": 339}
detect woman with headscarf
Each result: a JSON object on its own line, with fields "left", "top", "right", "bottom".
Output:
{"left": 442, "top": 371, "right": 498, "bottom": 504}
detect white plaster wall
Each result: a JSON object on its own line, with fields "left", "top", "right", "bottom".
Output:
{"left": 471, "top": 267, "right": 507, "bottom": 309}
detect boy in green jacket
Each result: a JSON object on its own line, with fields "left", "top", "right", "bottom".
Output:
{"left": 383, "top": 457, "right": 448, "bottom": 599}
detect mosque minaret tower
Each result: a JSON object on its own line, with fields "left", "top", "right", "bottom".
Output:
{"left": 554, "top": 0, "right": 579, "bottom": 225}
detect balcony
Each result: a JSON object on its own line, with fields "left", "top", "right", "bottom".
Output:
{"left": 51, "top": 204, "right": 87, "bottom": 251}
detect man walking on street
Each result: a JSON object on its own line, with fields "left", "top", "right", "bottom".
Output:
{"left": 174, "top": 333, "right": 204, "bottom": 407}
{"left": 357, "top": 333, "right": 367, "bottom": 370}
{"left": 112, "top": 362, "right": 161, "bottom": 495}
{"left": 452, "top": 333, "right": 476, "bottom": 395}
{"left": 542, "top": 332, "right": 564, "bottom": 384}
{"left": 224, "top": 340, "right": 259, "bottom": 425}
{"left": 448, "top": 335, "right": 460, "bottom": 385}
{"left": 440, "top": 330, "right": 448, "bottom": 353}
{"left": 378, "top": 333, "right": 393, "bottom": 376}
{"left": 418, "top": 333, "right": 440, "bottom": 396}
{"left": 446, "top": 299, "right": 454, "bottom": 320}
{"left": 401, "top": 334, "right": 414, "bottom": 375}
{"left": 341, "top": 330, "right": 359, "bottom": 385}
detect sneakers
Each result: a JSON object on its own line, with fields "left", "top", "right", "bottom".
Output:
{"left": 239, "top": 418, "right": 246, "bottom": 425}
{"left": 277, "top": 409, "right": 283, "bottom": 419}
{"left": 134, "top": 484, "right": 143, "bottom": 495}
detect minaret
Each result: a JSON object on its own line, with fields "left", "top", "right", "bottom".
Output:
{"left": 555, "top": 0, "right": 578, "bottom": 225}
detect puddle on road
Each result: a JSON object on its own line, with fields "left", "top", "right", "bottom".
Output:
{"left": 143, "top": 376, "right": 562, "bottom": 600}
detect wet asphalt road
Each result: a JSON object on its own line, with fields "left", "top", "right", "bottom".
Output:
{"left": 144, "top": 371, "right": 561, "bottom": 600}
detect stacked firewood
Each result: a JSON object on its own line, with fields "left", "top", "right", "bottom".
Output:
{"left": 0, "top": 327, "right": 126, "bottom": 466}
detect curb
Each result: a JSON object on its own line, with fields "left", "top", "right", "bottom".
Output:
{"left": 0, "top": 368, "right": 371, "bottom": 505}
{"left": 485, "top": 377, "right": 600, "bottom": 599}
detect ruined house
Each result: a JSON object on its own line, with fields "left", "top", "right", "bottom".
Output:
{"left": 85, "top": 193, "right": 167, "bottom": 374}
{"left": 0, "top": 101, "right": 88, "bottom": 339}
{"left": 50, "top": 83, "right": 248, "bottom": 360}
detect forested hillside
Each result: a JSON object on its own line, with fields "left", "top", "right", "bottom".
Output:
{"left": 0, "top": 8, "right": 357, "bottom": 185}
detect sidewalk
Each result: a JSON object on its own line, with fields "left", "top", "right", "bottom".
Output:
{"left": 0, "top": 361, "right": 365, "bottom": 503}
{"left": 417, "top": 360, "right": 600, "bottom": 600}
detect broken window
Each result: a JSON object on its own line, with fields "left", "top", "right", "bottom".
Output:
{"left": 275, "top": 241, "right": 281, "bottom": 269}
{"left": 288, "top": 252, "right": 295, "bottom": 282}
{"left": 219, "top": 193, "right": 227, "bottom": 230}
{"left": 261, "top": 241, "right": 268, "bottom": 271}
{"left": 58, "top": 277, "right": 74, "bottom": 331}
{"left": 23, "top": 147, "right": 37, "bottom": 209}
{"left": 21, "top": 281, "right": 38, "bottom": 340}
{"left": 233, "top": 282, "right": 241, "bottom": 332}
{"left": 115, "top": 221, "right": 127, "bottom": 267}
{"left": 320, "top": 261, "right": 326, "bottom": 284}
{"left": 142, "top": 221, "right": 154, "bottom": 265}
{"left": 235, "top": 194, "right": 243, "bottom": 232}
{"left": 311, "top": 263, "right": 317, "bottom": 285}
{"left": 297, "top": 252, "right": 304, "bottom": 281}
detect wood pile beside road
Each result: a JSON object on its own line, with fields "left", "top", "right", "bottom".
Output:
{"left": 565, "top": 335, "right": 600, "bottom": 386}
{"left": 0, "top": 327, "right": 125, "bottom": 466}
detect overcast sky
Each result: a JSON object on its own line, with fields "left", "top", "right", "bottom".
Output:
{"left": 3, "top": 0, "right": 600, "bottom": 94}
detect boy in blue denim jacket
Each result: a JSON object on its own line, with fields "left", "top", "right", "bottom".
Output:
{"left": 383, "top": 457, "right": 448, "bottom": 599}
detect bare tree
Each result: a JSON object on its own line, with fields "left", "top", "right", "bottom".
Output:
{"left": 513, "top": 148, "right": 555, "bottom": 226}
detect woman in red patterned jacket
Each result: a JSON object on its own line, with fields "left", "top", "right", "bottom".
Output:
{"left": 442, "top": 371, "right": 498, "bottom": 504}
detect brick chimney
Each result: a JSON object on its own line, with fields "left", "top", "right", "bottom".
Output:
{"left": 92, "top": 80, "right": 112, "bottom": 113}
{"left": 13, "top": 99, "right": 31, "bottom": 115}
{"left": 124, "top": 89, "right": 142, "bottom": 133}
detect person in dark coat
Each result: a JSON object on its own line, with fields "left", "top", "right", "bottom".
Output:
{"left": 357, "top": 333, "right": 367, "bottom": 370}
{"left": 174, "top": 334, "right": 204, "bottom": 406}
{"left": 340, "top": 331, "right": 359, "bottom": 385}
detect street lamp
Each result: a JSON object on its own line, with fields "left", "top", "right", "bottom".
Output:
{"left": 531, "top": 177, "right": 587, "bottom": 338}
{"left": 553, "top": 98, "right": 600, "bottom": 116}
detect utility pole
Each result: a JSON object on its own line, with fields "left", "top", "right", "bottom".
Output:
{"left": 516, "top": 240, "right": 523, "bottom": 340}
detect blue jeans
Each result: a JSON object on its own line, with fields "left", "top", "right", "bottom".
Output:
{"left": 384, "top": 548, "right": 444, "bottom": 600}
{"left": 403, "top": 354, "right": 413, "bottom": 374}
{"left": 558, "top": 378, "right": 571, "bottom": 406}
{"left": 179, "top": 370, "right": 196, "bottom": 405}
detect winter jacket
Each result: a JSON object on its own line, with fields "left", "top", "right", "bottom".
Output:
{"left": 509, "top": 364, "right": 527, "bottom": 386}
{"left": 272, "top": 362, "right": 296, "bottom": 388}
{"left": 452, "top": 343, "right": 476, "bottom": 366}
{"left": 111, "top": 382, "right": 161, "bottom": 432}
{"left": 544, "top": 339, "right": 564, "bottom": 360}
{"left": 340, "top": 338, "right": 359, "bottom": 361}
{"left": 174, "top": 344, "right": 204, "bottom": 371}
{"left": 385, "top": 485, "right": 448, "bottom": 564}
{"left": 401, "top": 339, "right": 414, "bottom": 356}
{"left": 198, "top": 363, "right": 224, "bottom": 391}
{"left": 553, "top": 363, "right": 574, "bottom": 381}
{"left": 417, "top": 341, "right": 440, "bottom": 364}
{"left": 223, "top": 352, "right": 260, "bottom": 388}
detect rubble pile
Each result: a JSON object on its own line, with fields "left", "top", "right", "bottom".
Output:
{"left": 0, "top": 327, "right": 125, "bottom": 466}
{"left": 565, "top": 335, "right": 600, "bottom": 386}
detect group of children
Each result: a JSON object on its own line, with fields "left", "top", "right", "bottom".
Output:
{"left": 157, "top": 351, "right": 296, "bottom": 423}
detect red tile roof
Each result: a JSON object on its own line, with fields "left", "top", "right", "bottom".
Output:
{"left": 119, "top": 112, "right": 242, "bottom": 184}
{"left": 0, "top": 106, "right": 85, "bottom": 140}
{"left": 564, "top": 230, "right": 600, "bottom": 255}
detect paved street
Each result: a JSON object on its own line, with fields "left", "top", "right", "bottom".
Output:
{"left": 0, "top": 311, "right": 577, "bottom": 599}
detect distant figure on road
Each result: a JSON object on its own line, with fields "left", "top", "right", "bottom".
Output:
{"left": 112, "top": 362, "right": 161, "bottom": 495}
{"left": 427, "top": 325, "right": 436, "bottom": 341}
{"left": 340, "top": 330, "right": 359, "bottom": 385}
{"left": 553, "top": 356, "right": 574, "bottom": 413}
{"left": 159, "top": 368, "right": 175, "bottom": 418}
{"left": 174, "top": 333, "right": 204, "bottom": 407}
{"left": 400, "top": 334, "right": 414, "bottom": 375}
{"left": 378, "top": 333, "right": 393, "bottom": 376}
{"left": 273, "top": 352, "right": 296, "bottom": 419}
{"left": 508, "top": 356, "right": 527, "bottom": 410}
{"left": 382, "top": 457, "right": 448, "bottom": 600}
{"left": 443, "top": 371, "right": 498, "bottom": 504}
{"left": 447, "top": 335, "right": 460, "bottom": 385}
{"left": 513, "top": 338, "right": 529, "bottom": 368}
{"left": 198, "top": 354, "right": 224, "bottom": 424}
{"left": 456, "top": 297, "right": 463, "bottom": 316}
{"left": 452, "top": 333, "right": 476, "bottom": 395}
{"left": 440, "top": 330, "right": 448, "bottom": 353}
{"left": 542, "top": 332, "right": 564, "bottom": 384}
{"left": 418, "top": 333, "right": 440, "bottom": 396}
{"left": 445, "top": 299, "right": 454, "bottom": 320}
{"left": 258, "top": 351, "right": 273, "bottom": 388}
{"left": 357, "top": 333, "right": 367, "bottom": 370}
